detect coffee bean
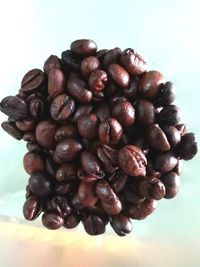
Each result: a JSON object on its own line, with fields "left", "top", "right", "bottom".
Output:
{"left": 83, "top": 215, "right": 105, "bottom": 235}
{"left": 95, "top": 180, "right": 119, "bottom": 204}
{"left": 56, "top": 163, "right": 77, "bottom": 182}
{"left": 77, "top": 166, "right": 98, "bottom": 182}
{"left": 25, "top": 185, "right": 33, "bottom": 199}
{"left": 29, "top": 98, "right": 45, "bottom": 119}
{"left": 146, "top": 163, "right": 161, "bottom": 178}
{"left": 161, "top": 172, "right": 180, "bottom": 199}
{"left": 63, "top": 213, "right": 80, "bottom": 228}
{"left": 96, "top": 49, "right": 109, "bottom": 62}
{"left": 146, "top": 124, "right": 170, "bottom": 151}
{"left": 51, "top": 196, "right": 72, "bottom": 217}
{"left": 16, "top": 118, "right": 36, "bottom": 131}
{"left": 108, "top": 171, "right": 128, "bottom": 193}
{"left": 158, "top": 105, "right": 181, "bottom": 126}
{"left": 42, "top": 212, "right": 64, "bottom": 229}
{"left": 118, "top": 145, "right": 147, "bottom": 176}
{"left": 45, "top": 157, "right": 57, "bottom": 177}
{"left": 23, "top": 131, "right": 36, "bottom": 142}
{"left": 104, "top": 79, "right": 118, "bottom": 98}
{"left": 70, "top": 39, "right": 97, "bottom": 58}
{"left": 108, "top": 64, "right": 130, "bottom": 87}
{"left": 1, "top": 121, "right": 23, "bottom": 140}
{"left": 43, "top": 55, "right": 61, "bottom": 75}
{"left": 0, "top": 96, "right": 28, "bottom": 120}
{"left": 55, "top": 138, "right": 82, "bottom": 162}
{"left": 28, "top": 173, "right": 52, "bottom": 196}
{"left": 48, "top": 68, "right": 66, "bottom": 99}
{"left": 55, "top": 123, "right": 78, "bottom": 141}
{"left": 123, "top": 77, "right": 139, "bottom": 100}
{"left": 77, "top": 113, "right": 98, "bottom": 140}
{"left": 162, "top": 126, "right": 181, "bottom": 147}
{"left": 26, "top": 141, "right": 42, "bottom": 153}
{"left": 71, "top": 194, "right": 86, "bottom": 210}
{"left": 81, "top": 56, "right": 100, "bottom": 79}
{"left": 178, "top": 133, "right": 198, "bottom": 160}
{"left": 154, "top": 151, "right": 178, "bottom": 173}
{"left": 71, "top": 104, "right": 93, "bottom": 122}
{"left": 97, "top": 145, "right": 118, "bottom": 174}
{"left": 112, "top": 100, "right": 135, "bottom": 127}
{"left": 95, "top": 102, "right": 111, "bottom": 121}
{"left": 55, "top": 181, "right": 76, "bottom": 195}
{"left": 156, "top": 81, "right": 176, "bottom": 106}
{"left": 101, "top": 199, "right": 122, "bottom": 215}
{"left": 61, "top": 50, "right": 81, "bottom": 72}
{"left": 23, "top": 196, "right": 42, "bottom": 220}
{"left": 120, "top": 48, "right": 147, "bottom": 75}
{"left": 173, "top": 160, "right": 183, "bottom": 175}
{"left": 78, "top": 181, "right": 98, "bottom": 206}
{"left": 21, "top": 69, "right": 46, "bottom": 93}
{"left": 176, "top": 123, "right": 187, "bottom": 136}
{"left": 136, "top": 99, "right": 155, "bottom": 125}
{"left": 23, "top": 152, "right": 45, "bottom": 175}
{"left": 103, "top": 47, "right": 122, "bottom": 67}
{"left": 139, "top": 177, "right": 166, "bottom": 200}
{"left": 89, "top": 70, "right": 108, "bottom": 92}
{"left": 35, "top": 120, "right": 57, "bottom": 148}
{"left": 123, "top": 187, "right": 144, "bottom": 205}
{"left": 128, "top": 198, "right": 157, "bottom": 220}
{"left": 110, "top": 214, "right": 132, "bottom": 236}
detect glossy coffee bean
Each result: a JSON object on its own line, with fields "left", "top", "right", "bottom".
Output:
{"left": 28, "top": 173, "right": 52, "bottom": 196}
{"left": 16, "top": 118, "right": 36, "bottom": 131}
{"left": 103, "top": 47, "right": 122, "bottom": 66}
{"left": 67, "top": 76, "right": 93, "bottom": 104}
{"left": 122, "top": 77, "right": 138, "bottom": 100}
{"left": 71, "top": 194, "right": 86, "bottom": 211}
{"left": 110, "top": 214, "right": 132, "bottom": 236}
{"left": 104, "top": 79, "right": 118, "bottom": 98}
{"left": 146, "top": 163, "right": 161, "bottom": 178}
{"left": 97, "top": 144, "right": 118, "bottom": 174}
{"left": 96, "top": 49, "right": 109, "bottom": 61}
{"left": 89, "top": 70, "right": 108, "bottom": 92}
{"left": 77, "top": 166, "right": 98, "bottom": 182}
{"left": 23, "top": 131, "right": 36, "bottom": 142}
{"left": 42, "top": 212, "right": 64, "bottom": 229}
{"left": 43, "top": 55, "right": 61, "bottom": 75}
{"left": 83, "top": 215, "right": 105, "bottom": 236}
{"left": 50, "top": 94, "right": 75, "bottom": 121}
{"left": 120, "top": 48, "right": 147, "bottom": 75}
{"left": 77, "top": 113, "right": 98, "bottom": 140}
{"left": 158, "top": 105, "right": 181, "bottom": 126}
{"left": 48, "top": 68, "right": 66, "bottom": 99}
{"left": 55, "top": 123, "right": 78, "bottom": 141}
{"left": 176, "top": 123, "right": 187, "bottom": 136}
{"left": 70, "top": 39, "right": 97, "bottom": 58}
{"left": 139, "top": 177, "right": 166, "bottom": 200}
{"left": 154, "top": 151, "right": 178, "bottom": 173}
{"left": 1, "top": 121, "right": 23, "bottom": 140}
{"left": 178, "top": 133, "right": 198, "bottom": 160}
{"left": 63, "top": 213, "right": 80, "bottom": 229}
{"left": 78, "top": 182, "right": 98, "bottom": 206}
{"left": 26, "top": 141, "right": 42, "bottom": 153}
{"left": 29, "top": 98, "right": 45, "bottom": 119}
{"left": 81, "top": 56, "right": 100, "bottom": 79}
{"left": 23, "top": 196, "right": 42, "bottom": 220}
{"left": 139, "top": 70, "right": 164, "bottom": 99}
{"left": 61, "top": 50, "right": 81, "bottom": 72}
{"left": 161, "top": 172, "right": 180, "bottom": 199}
{"left": 112, "top": 100, "right": 135, "bottom": 127}
{"left": 108, "top": 64, "right": 130, "bottom": 88}
{"left": 162, "top": 126, "right": 181, "bottom": 147}
{"left": 136, "top": 99, "right": 155, "bottom": 125}
{"left": 98, "top": 118, "right": 122, "bottom": 145}
{"left": 108, "top": 171, "right": 128, "bottom": 193}
{"left": 55, "top": 181, "right": 75, "bottom": 195}
{"left": 21, "top": 69, "right": 46, "bottom": 93}
{"left": 95, "top": 102, "right": 111, "bottom": 121}
{"left": 101, "top": 199, "right": 122, "bottom": 215}
{"left": 45, "top": 157, "right": 57, "bottom": 177}
{"left": 23, "top": 152, "right": 45, "bottom": 175}
{"left": 123, "top": 187, "right": 144, "bottom": 205}
{"left": 51, "top": 196, "right": 72, "bottom": 217}
{"left": 128, "top": 199, "right": 157, "bottom": 220}
{"left": 55, "top": 138, "right": 82, "bottom": 162}
{"left": 118, "top": 145, "right": 147, "bottom": 176}
{"left": 71, "top": 104, "right": 93, "bottom": 122}
{"left": 146, "top": 124, "right": 170, "bottom": 151}
{"left": 95, "top": 179, "right": 119, "bottom": 204}
{"left": 56, "top": 163, "right": 77, "bottom": 182}
{"left": 173, "top": 160, "right": 183, "bottom": 175}
{"left": 36, "top": 120, "right": 57, "bottom": 148}
{"left": 157, "top": 81, "right": 176, "bottom": 106}
{"left": 0, "top": 96, "right": 28, "bottom": 120}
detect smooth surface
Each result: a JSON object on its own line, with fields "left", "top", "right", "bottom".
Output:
{"left": 0, "top": 0, "right": 200, "bottom": 266}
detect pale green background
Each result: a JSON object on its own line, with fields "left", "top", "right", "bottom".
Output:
{"left": 0, "top": 0, "right": 199, "bottom": 266}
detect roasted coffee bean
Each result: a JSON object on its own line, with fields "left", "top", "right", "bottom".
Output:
{"left": 161, "top": 172, "right": 180, "bottom": 199}
{"left": 77, "top": 166, "right": 98, "bottom": 182}
{"left": 178, "top": 133, "right": 198, "bottom": 160}
{"left": 55, "top": 138, "right": 82, "bottom": 162}
{"left": 156, "top": 81, "right": 176, "bottom": 106}
{"left": 28, "top": 173, "right": 52, "bottom": 196}
{"left": 108, "top": 64, "right": 130, "bottom": 88}
{"left": 77, "top": 113, "right": 98, "bottom": 140}
{"left": 118, "top": 145, "right": 147, "bottom": 176}
{"left": 92, "top": 90, "right": 104, "bottom": 101}
{"left": 23, "top": 196, "right": 42, "bottom": 220}
{"left": 70, "top": 39, "right": 97, "bottom": 57}
{"left": 35, "top": 120, "right": 57, "bottom": 148}
{"left": 108, "top": 171, "right": 128, "bottom": 193}
{"left": 98, "top": 118, "right": 123, "bottom": 145}
{"left": 176, "top": 123, "right": 187, "bottom": 136}
{"left": 23, "top": 152, "right": 45, "bottom": 175}
{"left": 43, "top": 55, "right": 61, "bottom": 75}
{"left": 89, "top": 70, "right": 108, "bottom": 92}
{"left": 112, "top": 100, "right": 135, "bottom": 127}
{"left": 139, "top": 71, "right": 164, "bottom": 99}
{"left": 0, "top": 96, "right": 28, "bottom": 120}
{"left": 71, "top": 104, "right": 93, "bottom": 122}
{"left": 162, "top": 126, "right": 181, "bottom": 147}
{"left": 128, "top": 198, "right": 157, "bottom": 220}
{"left": 78, "top": 181, "right": 98, "bottom": 206}
{"left": 23, "top": 131, "right": 36, "bottom": 142}
{"left": 51, "top": 196, "right": 72, "bottom": 217}
{"left": 55, "top": 181, "right": 76, "bottom": 195}
{"left": 139, "top": 177, "right": 165, "bottom": 200}
{"left": 29, "top": 98, "right": 45, "bottom": 119}
{"left": 26, "top": 141, "right": 42, "bottom": 153}
{"left": 123, "top": 77, "right": 139, "bottom": 100}
{"left": 104, "top": 79, "right": 118, "bottom": 98}
{"left": 82, "top": 139, "right": 100, "bottom": 153}
{"left": 103, "top": 47, "right": 122, "bottom": 67}
{"left": 95, "top": 102, "right": 111, "bottom": 121}
{"left": 81, "top": 151, "right": 105, "bottom": 179}
{"left": 95, "top": 180, "right": 119, "bottom": 204}
{"left": 81, "top": 56, "right": 100, "bottom": 80}
{"left": 50, "top": 94, "right": 75, "bottom": 121}
{"left": 120, "top": 48, "right": 147, "bottom": 75}
{"left": 16, "top": 118, "right": 36, "bottom": 131}
{"left": 21, "top": 69, "right": 46, "bottom": 93}
{"left": 25, "top": 185, "right": 33, "bottom": 199}
{"left": 55, "top": 123, "right": 78, "bottom": 141}
{"left": 1, "top": 121, "right": 23, "bottom": 140}
{"left": 83, "top": 215, "right": 105, "bottom": 235}
{"left": 146, "top": 124, "right": 170, "bottom": 151}
{"left": 42, "top": 212, "right": 64, "bottom": 229}
{"left": 61, "top": 50, "right": 81, "bottom": 72}
{"left": 154, "top": 151, "right": 178, "bottom": 173}
{"left": 67, "top": 76, "right": 93, "bottom": 103}
{"left": 63, "top": 213, "right": 80, "bottom": 228}
{"left": 136, "top": 99, "right": 155, "bottom": 125}
{"left": 123, "top": 187, "right": 144, "bottom": 205}
{"left": 101, "top": 199, "right": 122, "bottom": 215}
{"left": 97, "top": 145, "right": 118, "bottom": 174}
{"left": 110, "top": 214, "right": 132, "bottom": 236}
{"left": 56, "top": 163, "right": 77, "bottom": 182}
{"left": 48, "top": 68, "right": 66, "bottom": 99}
{"left": 96, "top": 49, "right": 109, "bottom": 62}
{"left": 158, "top": 105, "right": 181, "bottom": 126}
{"left": 173, "top": 160, "right": 183, "bottom": 175}
{"left": 132, "top": 137, "right": 149, "bottom": 155}
{"left": 146, "top": 163, "right": 161, "bottom": 178}
{"left": 45, "top": 157, "right": 57, "bottom": 177}
{"left": 71, "top": 194, "right": 86, "bottom": 210}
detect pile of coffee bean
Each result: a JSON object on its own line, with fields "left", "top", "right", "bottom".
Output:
{"left": 0, "top": 39, "right": 197, "bottom": 236}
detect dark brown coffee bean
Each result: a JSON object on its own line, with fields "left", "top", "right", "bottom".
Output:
{"left": 83, "top": 215, "right": 105, "bottom": 235}
{"left": 158, "top": 105, "right": 181, "bottom": 126}
{"left": 173, "top": 160, "right": 183, "bottom": 175}
{"left": 23, "top": 196, "right": 42, "bottom": 220}
{"left": 139, "top": 177, "right": 165, "bottom": 200}
{"left": 123, "top": 187, "right": 144, "bottom": 205}
{"left": 89, "top": 70, "right": 108, "bottom": 92}
{"left": 104, "top": 79, "right": 118, "bottom": 98}
{"left": 103, "top": 47, "right": 122, "bottom": 66}
{"left": 15, "top": 118, "right": 36, "bottom": 131}
{"left": 78, "top": 181, "right": 98, "bottom": 206}
{"left": 108, "top": 171, "right": 128, "bottom": 193}
{"left": 101, "top": 199, "right": 122, "bottom": 215}
{"left": 178, "top": 133, "right": 198, "bottom": 160}
{"left": 0, "top": 96, "right": 28, "bottom": 120}
{"left": 81, "top": 151, "right": 105, "bottom": 179}
{"left": 42, "top": 212, "right": 64, "bottom": 229}
{"left": 67, "top": 76, "right": 93, "bottom": 104}
{"left": 139, "top": 71, "right": 164, "bottom": 99}
{"left": 156, "top": 81, "right": 176, "bottom": 106}
{"left": 56, "top": 163, "right": 77, "bottom": 182}
{"left": 21, "top": 69, "right": 46, "bottom": 93}
{"left": 51, "top": 196, "right": 72, "bottom": 217}
{"left": 146, "top": 163, "right": 161, "bottom": 178}
{"left": 23, "top": 131, "right": 36, "bottom": 142}
{"left": 176, "top": 123, "right": 187, "bottom": 136}
{"left": 71, "top": 194, "right": 86, "bottom": 210}
{"left": 128, "top": 198, "right": 157, "bottom": 219}
{"left": 48, "top": 68, "right": 66, "bottom": 99}
{"left": 123, "top": 77, "right": 139, "bottom": 100}
{"left": 96, "top": 49, "right": 109, "bottom": 62}
{"left": 77, "top": 166, "right": 98, "bottom": 182}
{"left": 154, "top": 151, "right": 178, "bottom": 173}
{"left": 77, "top": 113, "right": 98, "bottom": 140}
{"left": 95, "top": 180, "right": 119, "bottom": 204}
{"left": 55, "top": 123, "right": 78, "bottom": 141}
{"left": 28, "top": 173, "right": 52, "bottom": 196}
{"left": 50, "top": 94, "right": 75, "bottom": 121}
{"left": 98, "top": 118, "right": 123, "bottom": 145}
{"left": 55, "top": 138, "right": 82, "bottom": 162}
{"left": 95, "top": 102, "right": 111, "bottom": 121}
{"left": 1, "top": 121, "right": 23, "bottom": 140}
{"left": 43, "top": 55, "right": 61, "bottom": 75}
{"left": 26, "top": 141, "right": 42, "bottom": 153}
{"left": 55, "top": 181, "right": 76, "bottom": 195}
{"left": 61, "top": 50, "right": 81, "bottom": 72}
{"left": 161, "top": 172, "right": 180, "bottom": 199}
{"left": 45, "top": 157, "right": 57, "bottom": 177}
{"left": 97, "top": 145, "right": 118, "bottom": 174}
{"left": 112, "top": 100, "right": 135, "bottom": 127}
{"left": 81, "top": 56, "right": 100, "bottom": 79}
{"left": 146, "top": 124, "right": 170, "bottom": 151}
{"left": 63, "top": 213, "right": 80, "bottom": 228}
{"left": 23, "top": 152, "right": 45, "bottom": 175}
{"left": 29, "top": 98, "right": 45, "bottom": 119}
{"left": 162, "top": 126, "right": 181, "bottom": 146}
{"left": 70, "top": 39, "right": 97, "bottom": 57}
{"left": 25, "top": 185, "right": 33, "bottom": 199}
{"left": 136, "top": 99, "right": 155, "bottom": 125}
{"left": 118, "top": 145, "right": 147, "bottom": 176}
{"left": 120, "top": 48, "right": 147, "bottom": 75}
{"left": 108, "top": 63, "right": 130, "bottom": 87}
{"left": 110, "top": 214, "right": 132, "bottom": 236}
{"left": 36, "top": 120, "right": 57, "bottom": 148}
{"left": 71, "top": 104, "right": 93, "bottom": 122}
